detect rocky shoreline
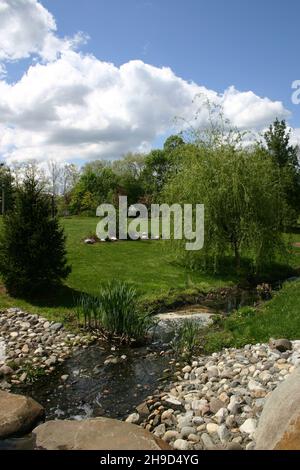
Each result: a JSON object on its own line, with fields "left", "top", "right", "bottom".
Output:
{"left": 127, "top": 339, "right": 300, "bottom": 450}
{"left": 0, "top": 308, "right": 97, "bottom": 388}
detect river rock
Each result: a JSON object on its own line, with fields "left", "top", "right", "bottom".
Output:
{"left": 0, "top": 391, "right": 45, "bottom": 439}
{"left": 240, "top": 418, "right": 257, "bottom": 435}
{"left": 125, "top": 413, "right": 140, "bottom": 424}
{"left": 269, "top": 338, "right": 292, "bottom": 353}
{"left": 173, "top": 438, "right": 190, "bottom": 450}
{"left": 255, "top": 368, "right": 300, "bottom": 449}
{"left": 33, "top": 418, "right": 171, "bottom": 450}
{"left": 0, "top": 365, "right": 13, "bottom": 378}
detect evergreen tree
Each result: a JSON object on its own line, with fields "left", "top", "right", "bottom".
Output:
{"left": 264, "top": 119, "right": 300, "bottom": 225}
{"left": 0, "top": 171, "right": 71, "bottom": 296}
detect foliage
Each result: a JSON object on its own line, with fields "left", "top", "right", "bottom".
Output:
{"left": 164, "top": 137, "right": 287, "bottom": 273}
{"left": 76, "top": 280, "right": 155, "bottom": 341}
{"left": 0, "top": 171, "right": 71, "bottom": 296}
{"left": 0, "top": 165, "right": 14, "bottom": 214}
{"left": 263, "top": 119, "right": 300, "bottom": 227}
{"left": 171, "top": 319, "right": 202, "bottom": 356}
{"left": 204, "top": 279, "right": 300, "bottom": 353}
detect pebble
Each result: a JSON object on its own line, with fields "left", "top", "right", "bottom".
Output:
{"left": 135, "top": 340, "right": 299, "bottom": 451}
{"left": 0, "top": 308, "right": 95, "bottom": 386}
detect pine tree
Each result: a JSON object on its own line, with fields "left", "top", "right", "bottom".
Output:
{"left": 0, "top": 171, "right": 71, "bottom": 296}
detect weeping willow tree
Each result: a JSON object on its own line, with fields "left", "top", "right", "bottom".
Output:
{"left": 163, "top": 133, "right": 287, "bottom": 274}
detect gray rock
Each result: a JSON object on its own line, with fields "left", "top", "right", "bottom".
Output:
{"left": 269, "top": 338, "right": 292, "bottom": 353}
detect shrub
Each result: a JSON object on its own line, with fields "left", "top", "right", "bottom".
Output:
{"left": 76, "top": 281, "right": 154, "bottom": 341}
{"left": 0, "top": 171, "right": 71, "bottom": 296}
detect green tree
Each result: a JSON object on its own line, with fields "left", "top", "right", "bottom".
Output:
{"left": 0, "top": 164, "right": 14, "bottom": 214}
{"left": 264, "top": 119, "right": 300, "bottom": 225}
{"left": 70, "top": 162, "right": 119, "bottom": 214}
{"left": 164, "top": 143, "right": 286, "bottom": 274}
{"left": 0, "top": 170, "right": 71, "bottom": 296}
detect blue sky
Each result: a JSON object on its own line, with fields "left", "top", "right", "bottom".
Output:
{"left": 41, "top": 0, "right": 300, "bottom": 126}
{"left": 0, "top": 0, "right": 299, "bottom": 164}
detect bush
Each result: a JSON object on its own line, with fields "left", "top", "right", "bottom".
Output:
{"left": 0, "top": 172, "right": 71, "bottom": 296}
{"left": 76, "top": 281, "right": 154, "bottom": 341}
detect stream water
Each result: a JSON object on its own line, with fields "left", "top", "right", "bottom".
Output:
{"left": 1, "top": 288, "right": 262, "bottom": 449}
{"left": 17, "top": 344, "right": 175, "bottom": 422}
{"left": 23, "top": 289, "right": 260, "bottom": 421}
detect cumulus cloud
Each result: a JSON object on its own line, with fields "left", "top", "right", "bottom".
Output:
{"left": 0, "top": 0, "right": 295, "bottom": 164}
{"left": 0, "top": 0, "right": 87, "bottom": 62}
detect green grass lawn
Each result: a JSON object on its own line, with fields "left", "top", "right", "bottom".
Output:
{"left": 0, "top": 216, "right": 299, "bottom": 325}
{"left": 0, "top": 217, "right": 235, "bottom": 322}
{"left": 204, "top": 278, "right": 300, "bottom": 353}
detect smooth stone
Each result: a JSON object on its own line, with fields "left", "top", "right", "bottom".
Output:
{"left": 33, "top": 418, "right": 171, "bottom": 450}
{"left": 0, "top": 391, "right": 45, "bottom": 439}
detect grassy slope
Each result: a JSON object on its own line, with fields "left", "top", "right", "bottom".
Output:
{"left": 205, "top": 278, "right": 300, "bottom": 353}
{"left": 0, "top": 217, "right": 234, "bottom": 322}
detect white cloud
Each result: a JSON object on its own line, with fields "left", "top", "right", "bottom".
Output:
{"left": 0, "top": 1, "right": 295, "bottom": 164}
{"left": 0, "top": 0, "right": 86, "bottom": 62}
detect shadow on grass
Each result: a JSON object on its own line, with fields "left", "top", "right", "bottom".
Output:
{"left": 21, "top": 284, "right": 83, "bottom": 309}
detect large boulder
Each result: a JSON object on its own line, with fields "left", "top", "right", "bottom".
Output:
{"left": 33, "top": 418, "right": 171, "bottom": 450}
{"left": 255, "top": 368, "right": 300, "bottom": 449}
{"left": 0, "top": 391, "right": 45, "bottom": 439}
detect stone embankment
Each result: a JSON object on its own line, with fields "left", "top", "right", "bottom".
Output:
{"left": 127, "top": 339, "right": 300, "bottom": 450}
{"left": 0, "top": 308, "right": 96, "bottom": 388}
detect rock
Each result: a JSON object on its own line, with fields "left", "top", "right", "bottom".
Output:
{"left": 162, "top": 397, "right": 184, "bottom": 411}
{"left": 239, "top": 418, "right": 257, "bottom": 435}
{"left": 0, "top": 365, "right": 14, "bottom": 377}
{"left": 217, "top": 424, "right": 230, "bottom": 443}
{"left": 84, "top": 239, "right": 96, "bottom": 245}
{"left": 182, "top": 365, "right": 192, "bottom": 374}
{"left": 207, "top": 366, "right": 219, "bottom": 378}
{"left": 227, "top": 395, "right": 241, "bottom": 414}
{"left": 201, "top": 433, "right": 216, "bottom": 450}
{"left": 214, "top": 407, "right": 228, "bottom": 424}
{"left": 210, "top": 398, "right": 224, "bottom": 414}
{"left": 153, "top": 423, "right": 166, "bottom": 438}
{"left": 248, "top": 380, "right": 266, "bottom": 397}
{"left": 21, "top": 344, "right": 29, "bottom": 354}
{"left": 125, "top": 413, "right": 140, "bottom": 424}
{"left": 227, "top": 442, "right": 243, "bottom": 450}
{"left": 33, "top": 418, "right": 171, "bottom": 450}
{"left": 50, "top": 323, "right": 63, "bottom": 332}
{"left": 136, "top": 402, "right": 150, "bottom": 418}
{"left": 255, "top": 369, "right": 300, "bottom": 450}
{"left": 0, "top": 391, "right": 45, "bottom": 439}
{"left": 173, "top": 439, "right": 190, "bottom": 450}
{"left": 269, "top": 338, "right": 292, "bottom": 353}
{"left": 163, "top": 430, "right": 179, "bottom": 442}
{"left": 181, "top": 426, "right": 196, "bottom": 438}
{"left": 206, "top": 422, "right": 219, "bottom": 434}
{"left": 61, "top": 375, "right": 69, "bottom": 382}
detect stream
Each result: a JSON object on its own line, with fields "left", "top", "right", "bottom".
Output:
{"left": 17, "top": 344, "right": 175, "bottom": 421}
{"left": 0, "top": 286, "right": 266, "bottom": 449}
{"left": 19, "top": 288, "right": 261, "bottom": 422}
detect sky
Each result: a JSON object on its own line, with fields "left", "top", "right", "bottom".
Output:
{"left": 0, "top": 0, "right": 299, "bottom": 165}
